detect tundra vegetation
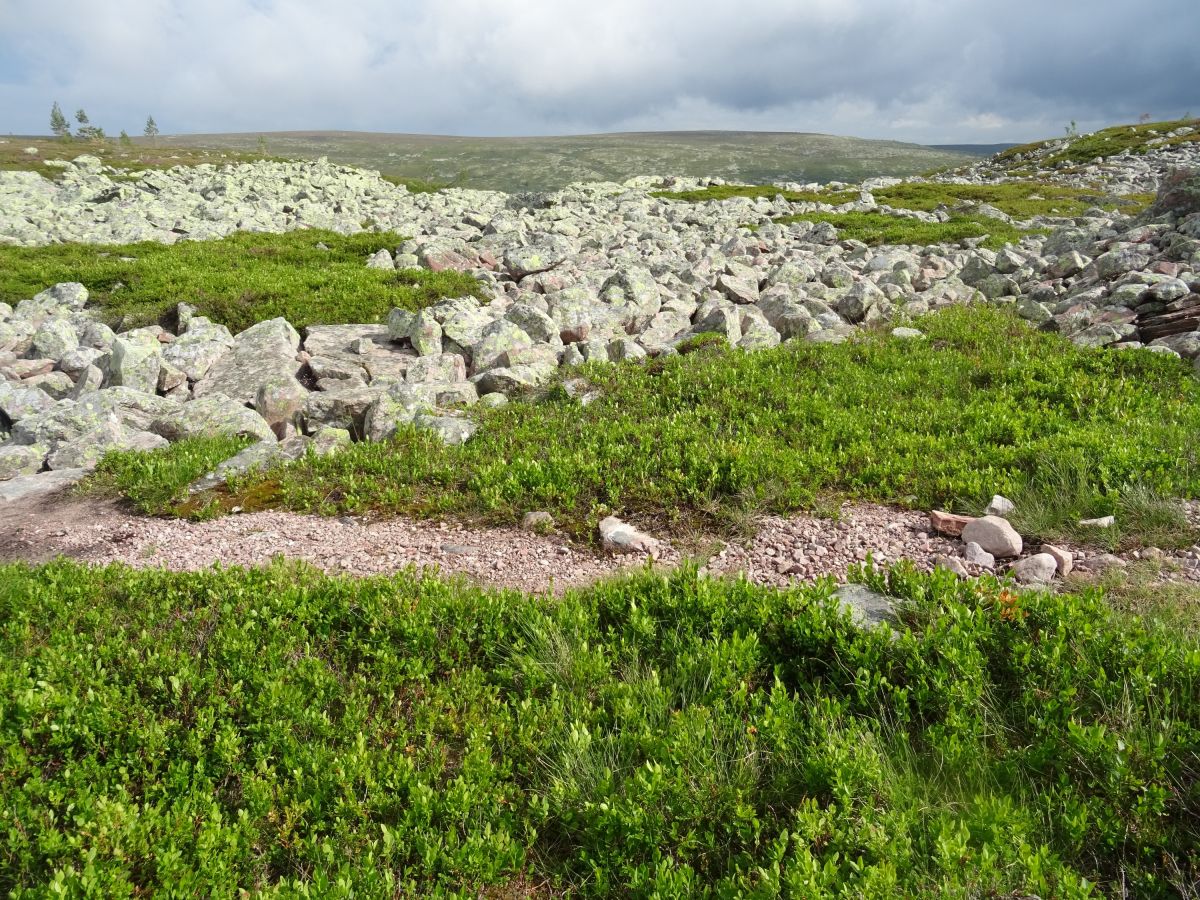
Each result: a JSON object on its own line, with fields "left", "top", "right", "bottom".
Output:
{"left": 2, "top": 119, "right": 1200, "bottom": 896}
{"left": 0, "top": 229, "right": 483, "bottom": 334}
{"left": 93, "top": 307, "right": 1200, "bottom": 557}
{"left": 2, "top": 559, "right": 1198, "bottom": 896}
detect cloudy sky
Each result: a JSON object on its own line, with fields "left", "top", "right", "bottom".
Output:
{"left": 2, "top": 0, "right": 1198, "bottom": 145}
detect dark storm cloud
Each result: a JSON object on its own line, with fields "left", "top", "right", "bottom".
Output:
{"left": 1, "top": 0, "right": 1197, "bottom": 142}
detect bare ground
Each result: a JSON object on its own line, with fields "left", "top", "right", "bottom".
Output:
{"left": 6, "top": 487, "right": 1198, "bottom": 592}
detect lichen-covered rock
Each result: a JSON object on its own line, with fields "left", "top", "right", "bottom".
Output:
{"left": 837, "top": 280, "right": 887, "bottom": 323}
{"left": 311, "top": 425, "right": 352, "bottom": 455}
{"left": 302, "top": 384, "right": 382, "bottom": 434}
{"left": 46, "top": 417, "right": 167, "bottom": 470}
{"left": 151, "top": 394, "right": 276, "bottom": 443}
{"left": 30, "top": 317, "right": 78, "bottom": 360}
{"left": 0, "top": 382, "right": 56, "bottom": 425}
{"left": 503, "top": 234, "right": 575, "bottom": 278}
{"left": 413, "top": 413, "right": 476, "bottom": 445}
{"left": 409, "top": 309, "right": 444, "bottom": 357}
{"left": 193, "top": 317, "right": 302, "bottom": 405}
{"left": 471, "top": 319, "right": 533, "bottom": 374}
{"left": 406, "top": 353, "right": 467, "bottom": 384}
{"left": 0, "top": 442, "right": 47, "bottom": 480}
{"left": 13, "top": 283, "right": 88, "bottom": 325}
{"left": 255, "top": 375, "right": 309, "bottom": 436}
{"left": 105, "top": 329, "right": 162, "bottom": 394}
{"left": 363, "top": 391, "right": 423, "bottom": 442}
{"left": 163, "top": 318, "right": 235, "bottom": 382}
{"left": 1151, "top": 167, "right": 1200, "bottom": 217}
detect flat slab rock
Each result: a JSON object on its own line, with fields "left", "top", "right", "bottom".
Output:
{"left": 0, "top": 467, "right": 87, "bottom": 504}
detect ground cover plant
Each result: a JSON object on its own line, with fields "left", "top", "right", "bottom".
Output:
{"left": 651, "top": 179, "right": 1147, "bottom": 220}
{"left": 770, "top": 210, "right": 1037, "bottom": 249}
{"left": 995, "top": 118, "right": 1200, "bottom": 169}
{"left": 95, "top": 307, "right": 1200, "bottom": 550}
{"left": 651, "top": 184, "right": 859, "bottom": 204}
{"left": 871, "top": 181, "right": 1153, "bottom": 218}
{"left": 1, "top": 559, "right": 1197, "bottom": 896}
{"left": 0, "top": 230, "right": 483, "bottom": 334}
{"left": 0, "top": 136, "right": 282, "bottom": 181}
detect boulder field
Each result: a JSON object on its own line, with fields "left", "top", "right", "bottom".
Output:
{"left": 2, "top": 131, "right": 1199, "bottom": 498}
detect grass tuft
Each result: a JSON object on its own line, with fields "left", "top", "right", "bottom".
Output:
{"left": 998, "top": 454, "right": 1199, "bottom": 551}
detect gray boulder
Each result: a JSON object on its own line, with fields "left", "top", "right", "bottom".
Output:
{"left": 833, "top": 584, "right": 898, "bottom": 631}
{"left": 106, "top": 329, "right": 163, "bottom": 394}
{"left": 961, "top": 515, "right": 1023, "bottom": 558}
{"left": 302, "top": 384, "right": 382, "bottom": 434}
{"left": 0, "top": 442, "right": 47, "bottom": 480}
{"left": 151, "top": 394, "right": 276, "bottom": 443}
{"left": 1011, "top": 553, "right": 1059, "bottom": 585}
{"left": 471, "top": 320, "right": 532, "bottom": 374}
{"left": 193, "top": 317, "right": 303, "bottom": 406}
{"left": 599, "top": 515, "right": 662, "bottom": 558}
{"left": 31, "top": 317, "right": 78, "bottom": 360}
{"left": 413, "top": 413, "right": 476, "bottom": 446}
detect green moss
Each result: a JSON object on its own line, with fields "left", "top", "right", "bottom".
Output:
{"left": 0, "top": 229, "right": 484, "bottom": 334}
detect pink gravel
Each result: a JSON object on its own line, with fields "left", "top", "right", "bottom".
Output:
{"left": 3, "top": 492, "right": 1198, "bottom": 592}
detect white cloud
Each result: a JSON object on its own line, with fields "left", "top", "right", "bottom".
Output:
{"left": 1, "top": 0, "right": 1197, "bottom": 143}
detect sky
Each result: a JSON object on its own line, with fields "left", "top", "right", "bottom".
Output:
{"left": 2, "top": 0, "right": 1198, "bottom": 145}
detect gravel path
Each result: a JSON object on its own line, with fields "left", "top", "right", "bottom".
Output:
{"left": 3, "top": 490, "right": 1198, "bottom": 591}
{"left": 0, "top": 494, "right": 681, "bottom": 594}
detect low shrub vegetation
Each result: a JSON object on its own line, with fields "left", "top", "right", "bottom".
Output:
{"left": 0, "top": 137, "right": 284, "bottom": 180}
{"left": 872, "top": 181, "right": 1149, "bottom": 218}
{"left": 772, "top": 210, "right": 1037, "bottom": 249}
{"left": 651, "top": 179, "right": 1153, "bottom": 229}
{"left": 0, "top": 230, "right": 484, "bottom": 334}
{"left": 89, "top": 434, "right": 254, "bottom": 516}
{"left": 97, "top": 307, "right": 1200, "bottom": 545}
{"left": 651, "top": 184, "right": 859, "bottom": 204}
{"left": 996, "top": 118, "right": 1200, "bottom": 168}
{"left": 1, "top": 559, "right": 1197, "bottom": 895}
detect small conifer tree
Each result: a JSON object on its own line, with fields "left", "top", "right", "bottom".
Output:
{"left": 49, "top": 101, "right": 70, "bottom": 138}
{"left": 144, "top": 115, "right": 159, "bottom": 140}
{"left": 74, "top": 108, "right": 105, "bottom": 141}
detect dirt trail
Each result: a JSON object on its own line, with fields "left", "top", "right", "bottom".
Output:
{"left": 4, "top": 488, "right": 1198, "bottom": 592}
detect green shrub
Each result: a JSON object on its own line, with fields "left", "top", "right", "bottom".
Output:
{"left": 773, "top": 210, "right": 1038, "bottom": 249}
{"left": 101, "top": 307, "right": 1200, "bottom": 543}
{"left": 1, "top": 560, "right": 1197, "bottom": 895}
{"left": 89, "top": 434, "right": 254, "bottom": 516}
{"left": 0, "top": 230, "right": 484, "bottom": 334}
{"left": 651, "top": 184, "right": 858, "bottom": 204}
